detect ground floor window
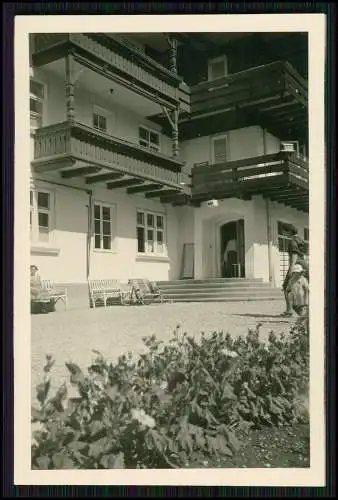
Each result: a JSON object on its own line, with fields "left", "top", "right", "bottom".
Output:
{"left": 30, "top": 188, "right": 54, "bottom": 244}
{"left": 136, "top": 210, "right": 165, "bottom": 255}
{"left": 93, "top": 202, "right": 116, "bottom": 251}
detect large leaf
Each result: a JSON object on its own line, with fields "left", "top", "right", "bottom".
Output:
{"left": 222, "top": 383, "right": 237, "bottom": 401}
{"left": 31, "top": 407, "right": 43, "bottom": 422}
{"left": 106, "top": 385, "right": 119, "bottom": 401}
{"left": 65, "top": 362, "right": 85, "bottom": 386}
{"left": 52, "top": 452, "right": 75, "bottom": 469}
{"left": 221, "top": 425, "right": 240, "bottom": 452}
{"left": 67, "top": 440, "right": 88, "bottom": 453}
{"left": 36, "top": 380, "right": 50, "bottom": 405}
{"left": 35, "top": 455, "right": 50, "bottom": 469}
{"left": 89, "top": 437, "right": 111, "bottom": 459}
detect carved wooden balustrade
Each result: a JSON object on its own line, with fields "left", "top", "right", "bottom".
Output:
{"left": 32, "top": 122, "right": 188, "bottom": 193}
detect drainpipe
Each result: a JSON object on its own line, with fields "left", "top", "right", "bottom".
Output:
{"left": 86, "top": 189, "right": 93, "bottom": 281}
{"left": 262, "top": 129, "right": 273, "bottom": 284}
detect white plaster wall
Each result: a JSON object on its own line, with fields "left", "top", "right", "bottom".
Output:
{"left": 180, "top": 125, "right": 268, "bottom": 175}
{"left": 30, "top": 178, "right": 89, "bottom": 283}
{"left": 89, "top": 186, "right": 180, "bottom": 282}
{"left": 31, "top": 67, "right": 172, "bottom": 156}
{"left": 193, "top": 198, "right": 256, "bottom": 279}
{"left": 30, "top": 179, "right": 182, "bottom": 283}
{"left": 175, "top": 206, "right": 195, "bottom": 277}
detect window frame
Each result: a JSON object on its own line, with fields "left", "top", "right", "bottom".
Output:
{"left": 208, "top": 55, "right": 228, "bottom": 81}
{"left": 211, "top": 133, "right": 228, "bottom": 165}
{"left": 30, "top": 188, "right": 55, "bottom": 246}
{"left": 136, "top": 209, "right": 166, "bottom": 256}
{"left": 30, "top": 77, "right": 46, "bottom": 131}
{"left": 138, "top": 125, "right": 161, "bottom": 153}
{"left": 92, "top": 105, "right": 113, "bottom": 134}
{"left": 92, "top": 201, "right": 116, "bottom": 252}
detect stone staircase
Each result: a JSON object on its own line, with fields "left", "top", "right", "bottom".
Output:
{"left": 156, "top": 278, "right": 283, "bottom": 303}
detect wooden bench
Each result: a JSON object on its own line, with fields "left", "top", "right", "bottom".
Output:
{"left": 128, "top": 278, "right": 164, "bottom": 305}
{"left": 88, "top": 279, "right": 129, "bottom": 309}
{"left": 42, "top": 280, "right": 68, "bottom": 310}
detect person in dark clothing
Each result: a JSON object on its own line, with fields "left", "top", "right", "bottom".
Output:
{"left": 281, "top": 225, "right": 309, "bottom": 317}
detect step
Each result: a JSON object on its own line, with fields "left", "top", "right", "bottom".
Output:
{"left": 156, "top": 278, "right": 264, "bottom": 286}
{"left": 165, "top": 296, "right": 284, "bottom": 303}
{"left": 163, "top": 291, "right": 283, "bottom": 299}
{"left": 161, "top": 288, "right": 283, "bottom": 296}
{"left": 158, "top": 284, "right": 276, "bottom": 292}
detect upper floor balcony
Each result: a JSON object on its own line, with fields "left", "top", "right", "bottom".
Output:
{"left": 32, "top": 33, "right": 188, "bottom": 111}
{"left": 151, "top": 61, "right": 307, "bottom": 144}
{"left": 32, "top": 121, "right": 190, "bottom": 203}
{"left": 191, "top": 151, "right": 309, "bottom": 212}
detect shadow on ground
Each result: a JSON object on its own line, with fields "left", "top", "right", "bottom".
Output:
{"left": 231, "top": 313, "right": 292, "bottom": 323}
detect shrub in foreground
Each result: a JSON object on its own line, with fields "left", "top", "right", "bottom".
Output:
{"left": 31, "top": 319, "right": 309, "bottom": 469}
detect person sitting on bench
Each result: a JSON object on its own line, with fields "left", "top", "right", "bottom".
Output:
{"left": 30, "top": 265, "right": 55, "bottom": 313}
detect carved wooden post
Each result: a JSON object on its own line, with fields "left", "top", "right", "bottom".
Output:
{"left": 167, "top": 36, "right": 178, "bottom": 74}
{"left": 171, "top": 108, "right": 179, "bottom": 157}
{"left": 65, "top": 53, "right": 75, "bottom": 123}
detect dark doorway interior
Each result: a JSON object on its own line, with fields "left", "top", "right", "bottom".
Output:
{"left": 220, "top": 219, "right": 245, "bottom": 278}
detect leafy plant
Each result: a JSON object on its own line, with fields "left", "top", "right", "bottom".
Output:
{"left": 31, "top": 319, "right": 309, "bottom": 469}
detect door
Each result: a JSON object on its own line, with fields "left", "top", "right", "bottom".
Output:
{"left": 220, "top": 219, "right": 245, "bottom": 278}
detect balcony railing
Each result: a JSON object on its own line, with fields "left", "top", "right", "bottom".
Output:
{"left": 32, "top": 122, "right": 186, "bottom": 190}
{"left": 32, "top": 34, "right": 181, "bottom": 107}
{"left": 191, "top": 151, "right": 309, "bottom": 211}
{"left": 190, "top": 61, "right": 307, "bottom": 115}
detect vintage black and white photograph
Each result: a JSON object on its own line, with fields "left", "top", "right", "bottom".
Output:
{"left": 14, "top": 14, "right": 326, "bottom": 486}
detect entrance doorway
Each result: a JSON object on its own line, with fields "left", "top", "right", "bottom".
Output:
{"left": 220, "top": 219, "right": 245, "bottom": 278}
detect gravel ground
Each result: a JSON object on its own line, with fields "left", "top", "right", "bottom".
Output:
{"left": 31, "top": 300, "right": 295, "bottom": 402}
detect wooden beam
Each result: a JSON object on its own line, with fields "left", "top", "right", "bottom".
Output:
{"left": 85, "top": 172, "right": 124, "bottom": 184}
{"left": 61, "top": 166, "right": 101, "bottom": 179}
{"left": 127, "top": 183, "right": 162, "bottom": 194}
{"left": 33, "top": 158, "right": 77, "bottom": 173}
{"left": 107, "top": 178, "right": 144, "bottom": 190}
{"left": 145, "top": 188, "right": 179, "bottom": 199}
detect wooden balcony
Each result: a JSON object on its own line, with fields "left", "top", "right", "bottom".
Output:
{"left": 32, "top": 33, "right": 182, "bottom": 109}
{"left": 151, "top": 61, "right": 307, "bottom": 142}
{"left": 32, "top": 122, "right": 189, "bottom": 201}
{"left": 191, "top": 151, "right": 309, "bottom": 212}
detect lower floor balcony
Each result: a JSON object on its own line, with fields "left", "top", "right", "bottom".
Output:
{"left": 191, "top": 151, "right": 309, "bottom": 212}
{"left": 32, "top": 121, "right": 190, "bottom": 202}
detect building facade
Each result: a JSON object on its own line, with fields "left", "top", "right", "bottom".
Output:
{"left": 29, "top": 33, "right": 309, "bottom": 293}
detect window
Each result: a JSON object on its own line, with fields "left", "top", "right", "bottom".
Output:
{"left": 92, "top": 105, "right": 113, "bottom": 133}
{"left": 212, "top": 135, "right": 228, "bottom": 164}
{"left": 93, "top": 203, "right": 115, "bottom": 250}
{"left": 93, "top": 112, "right": 107, "bottom": 132}
{"left": 208, "top": 56, "right": 228, "bottom": 81}
{"left": 137, "top": 210, "right": 165, "bottom": 255}
{"left": 139, "top": 126, "right": 160, "bottom": 152}
{"left": 30, "top": 78, "right": 45, "bottom": 129}
{"left": 30, "top": 189, "right": 53, "bottom": 243}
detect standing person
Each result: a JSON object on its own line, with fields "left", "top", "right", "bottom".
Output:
{"left": 281, "top": 226, "right": 309, "bottom": 317}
